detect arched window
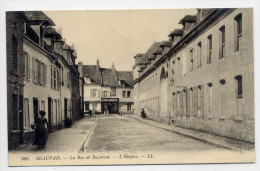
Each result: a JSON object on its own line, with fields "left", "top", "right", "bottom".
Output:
{"left": 234, "top": 13, "right": 242, "bottom": 52}
{"left": 235, "top": 75, "right": 242, "bottom": 98}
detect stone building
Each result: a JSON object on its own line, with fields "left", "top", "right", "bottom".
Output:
{"left": 7, "top": 11, "right": 83, "bottom": 148}
{"left": 6, "top": 12, "right": 27, "bottom": 149}
{"left": 78, "top": 60, "right": 134, "bottom": 114}
{"left": 133, "top": 8, "right": 254, "bottom": 142}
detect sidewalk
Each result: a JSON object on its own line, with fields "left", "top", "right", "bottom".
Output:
{"left": 130, "top": 114, "right": 254, "bottom": 151}
{"left": 14, "top": 116, "right": 97, "bottom": 153}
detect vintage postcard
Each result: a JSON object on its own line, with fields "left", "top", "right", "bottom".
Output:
{"left": 6, "top": 8, "right": 255, "bottom": 166}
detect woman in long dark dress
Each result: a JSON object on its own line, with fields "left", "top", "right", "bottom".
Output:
{"left": 33, "top": 110, "right": 49, "bottom": 147}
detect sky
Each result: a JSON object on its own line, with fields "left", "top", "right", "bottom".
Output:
{"left": 44, "top": 9, "right": 197, "bottom": 71}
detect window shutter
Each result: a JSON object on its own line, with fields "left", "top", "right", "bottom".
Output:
{"left": 51, "top": 67, "right": 53, "bottom": 88}
{"left": 28, "top": 55, "right": 31, "bottom": 80}
{"left": 200, "top": 85, "right": 204, "bottom": 117}
{"left": 44, "top": 64, "right": 47, "bottom": 86}
{"left": 32, "top": 57, "right": 35, "bottom": 82}
{"left": 98, "top": 90, "right": 101, "bottom": 97}
{"left": 90, "top": 89, "right": 93, "bottom": 97}
{"left": 57, "top": 70, "right": 60, "bottom": 90}
{"left": 234, "top": 20, "right": 237, "bottom": 52}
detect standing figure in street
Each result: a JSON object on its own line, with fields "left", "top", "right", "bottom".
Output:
{"left": 141, "top": 109, "right": 146, "bottom": 118}
{"left": 33, "top": 110, "right": 50, "bottom": 148}
{"left": 119, "top": 107, "right": 123, "bottom": 116}
{"left": 107, "top": 105, "right": 111, "bottom": 115}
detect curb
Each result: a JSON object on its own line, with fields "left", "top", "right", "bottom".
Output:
{"left": 129, "top": 115, "right": 242, "bottom": 152}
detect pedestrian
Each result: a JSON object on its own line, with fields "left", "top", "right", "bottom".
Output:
{"left": 33, "top": 110, "right": 50, "bottom": 148}
{"left": 141, "top": 109, "right": 146, "bottom": 118}
{"left": 107, "top": 105, "right": 111, "bottom": 115}
{"left": 119, "top": 107, "right": 123, "bottom": 116}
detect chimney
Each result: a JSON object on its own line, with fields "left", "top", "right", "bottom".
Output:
{"left": 96, "top": 59, "right": 100, "bottom": 71}
{"left": 112, "top": 63, "right": 115, "bottom": 71}
{"left": 78, "top": 61, "right": 83, "bottom": 77}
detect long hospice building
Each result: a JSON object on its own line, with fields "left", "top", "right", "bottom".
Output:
{"left": 132, "top": 8, "right": 254, "bottom": 142}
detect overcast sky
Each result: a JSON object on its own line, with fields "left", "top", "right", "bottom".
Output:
{"left": 44, "top": 9, "right": 197, "bottom": 71}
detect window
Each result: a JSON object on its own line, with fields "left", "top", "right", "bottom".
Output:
{"left": 219, "top": 26, "right": 225, "bottom": 59}
{"left": 127, "top": 103, "right": 132, "bottom": 111}
{"left": 61, "top": 67, "right": 64, "bottom": 85}
{"left": 235, "top": 75, "right": 242, "bottom": 98}
{"left": 53, "top": 69, "right": 57, "bottom": 89}
{"left": 207, "top": 35, "right": 212, "bottom": 64}
{"left": 12, "top": 35, "right": 18, "bottom": 71}
{"left": 67, "top": 72, "right": 71, "bottom": 88}
{"left": 12, "top": 95, "right": 18, "bottom": 130}
{"left": 110, "top": 87, "right": 116, "bottom": 96}
{"left": 189, "top": 49, "right": 194, "bottom": 72}
{"left": 197, "top": 42, "right": 202, "bottom": 68}
{"left": 85, "top": 102, "right": 90, "bottom": 110}
{"left": 235, "top": 14, "right": 242, "bottom": 51}
{"left": 103, "top": 91, "right": 108, "bottom": 97}
{"left": 177, "top": 57, "right": 181, "bottom": 76}
{"left": 24, "top": 52, "right": 30, "bottom": 81}
{"left": 93, "top": 89, "right": 97, "bottom": 97}
{"left": 41, "top": 101, "right": 45, "bottom": 111}
{"left": 122, "top": 91, "right": 126, "bottom": 97}
{"left": 127, "top": 91, "right": 131, "bottom": 98}
{"left": 23, "top": 98, "right": 30, "bottom": 129}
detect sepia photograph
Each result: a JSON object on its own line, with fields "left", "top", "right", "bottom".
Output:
{"left": 3, "top": 3, "right": 257, "bottom": 168}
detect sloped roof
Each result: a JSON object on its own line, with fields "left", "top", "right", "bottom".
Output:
{"left": 44, "top": 27, "right": 62, "bottom": 39}
{"left": 134, "top": 53, "right": 144, "bottom": 58}
{"left": 117, "top": 71, "right": 133, "bottom": 87}
{"left": 25, "top": 11, "right": 55, "bottom": 26}
{"left": 137, "top": 42, "right": 162, "bottom": 64}
{"left": 101, "top": 68, "right": 118, "bottom": 87}
{"left": 168, "top": 29, "right": 184, "bottom": 37}
{"left": 82, "top": 65, "right": 133, "bottom": 87}
{"left": 82, "top": 65, "right": 102, "bottom": 85}
{"left": 160, "top": 40, "right": 172, "bottom": 47}
{"left": 179, "top": 15, "right": 197, "bottom": 25}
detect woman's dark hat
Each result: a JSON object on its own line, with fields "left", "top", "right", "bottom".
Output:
{"left": 39, "top": 110, "right": 46, "bottom": 116}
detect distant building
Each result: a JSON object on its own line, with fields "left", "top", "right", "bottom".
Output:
{"left": 78, "top": 60, "right": 134, "bottom": 114}
{"left": 133, "top": 8, "right": 254, "bottom": 142}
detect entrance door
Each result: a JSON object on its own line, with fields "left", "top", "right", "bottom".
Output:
{"left": 64, "top": 98, "right": 67, "bottom": 119}
{"left": 48, "top": 97, "right": 52, "bottom": 126}
{"left": 33, "top": 98, "right": 38, "bottom": 123}
{"left": 19, "top": 95, "right": 24, "bottom": 144}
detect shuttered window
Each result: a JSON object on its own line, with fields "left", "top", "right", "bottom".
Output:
{"left": 187, "top": 90, "right": 190, "bottom": 117}
{"left": 207, "top": 35, "right": 212, "bottom": 64}
{"left": 219, "top": 26, "right": 225, "bottom": 59}
{"left": 12, "top": 35, "right": 18, "bottom": 72}
{"left": 235, "top": 14, "right": 242, "bottom": 52}
{"left": 12, "top": 95, "right": 18, "bottom": 130}
{"left": 23, "top": 98, "right": 30, "bottom": 129}
{"left": 197, "top": 42, "right": 202, "bottom": 68}
{"left": 199, "top": 85, "right": 204, "bottom": 118}
{"left": 189, "top": 49, "right": 194, "bottom": 72}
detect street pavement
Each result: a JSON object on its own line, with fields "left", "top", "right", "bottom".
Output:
{"left": 10, "top": 114, "right": 254, "bottom": 154}
{"left": 84, "top": 114, "right": 254, "bottom": 153}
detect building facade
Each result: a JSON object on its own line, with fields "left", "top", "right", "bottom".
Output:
{"left": 6, "top": 12, "right": 27, "bottom": 149}
{"left": 7, "top": 11, "right": 83, "bottom": 148}
{"left": 133, "top": 8, "right": 254, "bottom": 142}
{"left": 78, "top": 60, "right": 134, "bottom": 114}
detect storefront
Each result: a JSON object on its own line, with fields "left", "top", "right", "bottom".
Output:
{"left": 101, "top": 98, "right": 119, "bottom": 114}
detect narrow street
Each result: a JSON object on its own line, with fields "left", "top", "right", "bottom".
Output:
{"left": 85, "top": 115, "right": 224, "bottom": 153}
{"left": 9, "top": 114, "right": 255, "bottom": 165}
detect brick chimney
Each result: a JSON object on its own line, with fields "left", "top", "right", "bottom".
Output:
{"left": 96, "top": 59, "right": 100, "bottom": 71}
{"left": 112, "top": 63, "right": 115, "bottom": 71}
{"left": 78, "top": 61, "right": 83, "bottom": 77}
